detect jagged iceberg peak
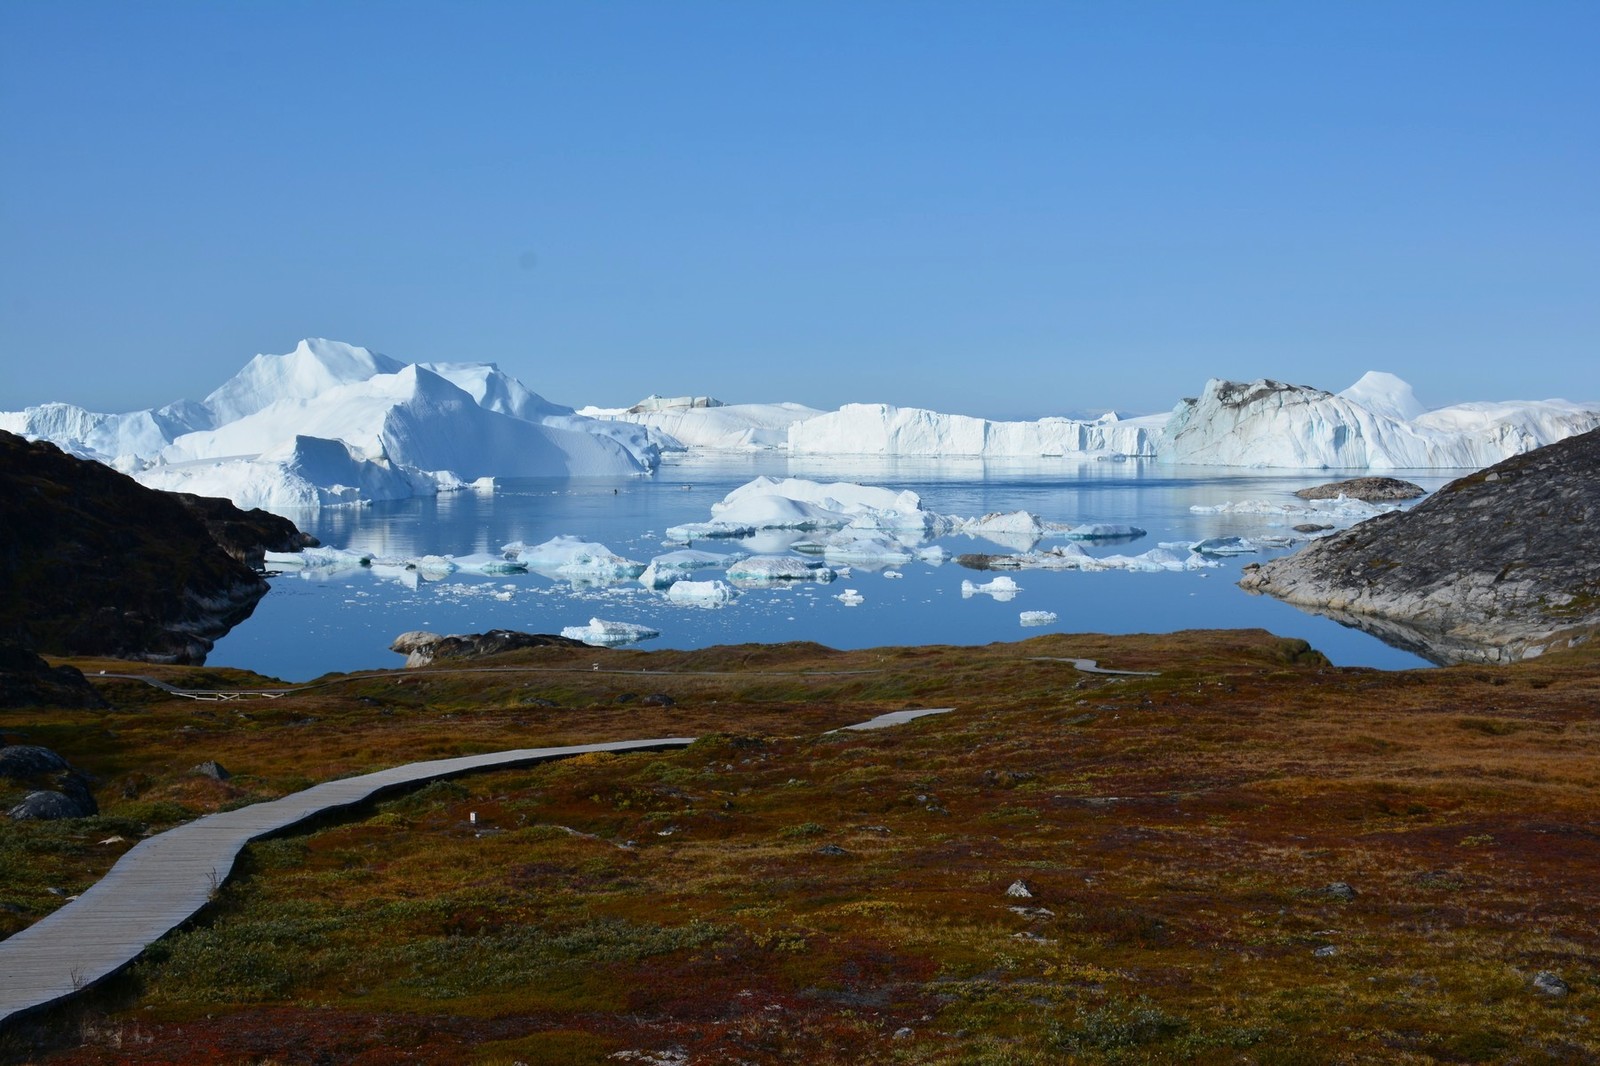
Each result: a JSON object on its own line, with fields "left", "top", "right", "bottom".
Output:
{"left": 203, "top": 338, "right": 406, "bottom": 425}
{"left": 1339, "top": 371, "right": 1427, "bottom": 422}
{"left": 421, "top": 360, "right": 574, "bottom": 422}
{"left": 1162, "top": 375, "right": 1600, "bottom": 469}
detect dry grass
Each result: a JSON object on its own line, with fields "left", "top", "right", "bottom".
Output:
{"left": 3, "top": 630, "right": 1598, "bottom": 1063}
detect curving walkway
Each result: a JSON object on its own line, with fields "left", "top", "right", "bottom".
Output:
{"left": 1028, "top": 657, "right": 1160, "bottom": 677}
{"left": 0, "top": 708, "right": 956, "bottom": 1029}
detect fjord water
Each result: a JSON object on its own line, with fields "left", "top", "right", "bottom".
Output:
{"left": 208, "top": 456, "right": 1452, "bottom": 681}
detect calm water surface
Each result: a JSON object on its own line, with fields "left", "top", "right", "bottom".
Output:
{"left": 208, "top": 456, "right": 1453, "bottom": 681}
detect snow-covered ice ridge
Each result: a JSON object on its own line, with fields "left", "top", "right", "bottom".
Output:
{"left": 9, "top": 348, "right": 1600, "bottom": 515}
{"left": 0, "top": 338, "right": 658, "bottom": 511}
{"left": 579, "top": 371, "right": 1599, "bottom": 469}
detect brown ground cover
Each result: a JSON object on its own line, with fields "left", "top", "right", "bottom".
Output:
{"left": 3, "top": 629, "right": 1597, "bottom": 1064}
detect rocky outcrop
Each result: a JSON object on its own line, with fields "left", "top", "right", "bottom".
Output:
{"left": 0, "top": 431, "right": 307, "bottom": 664}
{"left": 391, "top": 629, "right": 586, "bottom": 668}
{"left": 1294, "top": 477, "right": 1425, "bottom": 502}
{"left": 1, "top": 744, "right": 97, "bottom": 821}
{"left": 1240, "top": 428, "right": 1600, "bottom": 664}
{"left": 0, "top": 639, "right": 108, "bottom": 709}
{"left": 169, "top": 493, "right": 318, "bottom": 567}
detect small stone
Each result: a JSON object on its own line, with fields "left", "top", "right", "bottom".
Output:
{"left": 190, "top": 760, "right": 231, "bottom": 781}
{"left": 1005, "top": 879, "right": 1034, "bottom": 899}
{"left": 1324, "top": 881, "right": 1357, "bottom": 901}
{"left": 615, "top": 693, "right": 637, "bottom": 704}
{"left": 1532, "top": 971, "right": 1570, "bottom": 997}
{"left": 892, "top": 1027, "right": 913, "bottom": 1040}
{"left": 816, "top": 843, "right": 849, "bottom": 857}
{"left": 642, "top": 693, "right": 676, "bottom": 707}
{"left": 1313, "top": 945, "right": 1339, "bottom": 958}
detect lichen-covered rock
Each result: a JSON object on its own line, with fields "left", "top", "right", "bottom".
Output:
{"left": 1241, "top": 428, "right": 1600, "bottom": 664}
{"left": 2, "top": 743, "right": 97, "bottom": 820}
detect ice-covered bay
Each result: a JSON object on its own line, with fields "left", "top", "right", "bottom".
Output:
{"left": 207, "top": 455, "right": 1456, "bottom": 680}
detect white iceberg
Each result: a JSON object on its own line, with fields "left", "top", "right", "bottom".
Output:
{"left": 664, "top": 579, "right": 739, "bottom": 606}
{"left": 639, "top": 549, "right": 740, "bottom": 589}
{"left": 263, "top": 545, "right": 375, "bottom": 571}
{"left": 1019, "top": 610, "right": 1058, "bottom": 626}
{"left": 1161, "top": 374, "right": 1600, "bottom": 469}
{"left": 560, "top": 618, "right": 661, "bottom": 646}
{"left": 834, "top": 588, "right": 865, "bottom": 606}
{"left": 578, "top": 396, "right": 823, "bottom": 451}
{"left": 1189, "top": 497, "right": 1398, "bottom": 523}
{"left": 960, "top": 511, "right": 1046, "bottom": 549}
{"left": 504, "top": 536, "right": 646, "bottom": 579}
{"left": 451, "top": 552, "right": 530, "bottom": 574}
{"left": 5, "top": 338, "right": 658, "bottom": 513}
{"left": 961, "top": 576, "right": 1021, "bottom": 600}
{"left": 788, "top": 403, "right": 1162, "bottom": 458}
{"left": 1190, "top": 536, "right": 1259, "bottom": 556}
{"left": 725, "top": 556, "right": 836, "bottom": 584}
{"left": 1051, "top": 522, "right": 1148, "bottom": 541}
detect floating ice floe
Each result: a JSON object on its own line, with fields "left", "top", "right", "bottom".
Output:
{"left": 834, "top": 588, "right": 865, "bottom": 606}
{"left": 559, "top": 618, "right": 661, "bottom": 646}
{"left": 1189, "top": 497, "right": 1399, "bottom": 523}
{"left": 1020, "top": 610, "right": 1058, "bottom": 626}
{"left": 451, "top": 552, "right": 529, "bottom": 574}
{"left": 1190, "top": 536, "right": 1259, "bottom": 556}
{"left": 639, "top": 549, "right": 741, "bottom": 589}
{"left": 883, "top": 570, "right": 904, "bottom": 579}
{"left": 725, "top": 556, "right": 837, "bottom": 584}
{"left": 263, "top": 545, "right": 375, "bottom": 571}
{"left": 503, "top": 536, "right": 646, "bottom": 579}
{"left": 961, "top": 576, "right": 1022, "bottom": 601}
{"left": 664, "top": 579, "right": 739, "bottom": 606}
{"left": 1049, "top": 522, "right": 1148, "bottom": 541}
{"left": 968, "top": 544, "right": 1221, "bottom": 573}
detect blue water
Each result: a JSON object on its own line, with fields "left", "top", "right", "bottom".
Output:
{"left": 208, "top": 456, "right": 1453, "bottom": 681}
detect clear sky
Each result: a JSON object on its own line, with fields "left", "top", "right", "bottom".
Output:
{"left": 2, "top": 1, "right": 1595, "bottom": 419}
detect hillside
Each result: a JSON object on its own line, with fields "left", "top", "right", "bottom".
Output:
{"left": 1, "top": 632, "right": 1597, "bottom": 1063}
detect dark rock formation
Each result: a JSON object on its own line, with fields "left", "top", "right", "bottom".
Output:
{"left": 391, "top": 628, "right": 586, "bottom": 668}
{"left": 169, "top": 493, "right": 318, "bottom": 567}
{"left": 1, "top": 743, "right": 97, "bottom": 820}
{"left": 0, "top": 639, "right": 108, "bottom": 708}
{"left": 0, "top": 431, "right": 308, "bottom": 664}
{"left": 1295, "top": 477, "right": 1425, "bottom": 502}
{"left": 1240, "top": 428, "right": 1600, "bottom": 664}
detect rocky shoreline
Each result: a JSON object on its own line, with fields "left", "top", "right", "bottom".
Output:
{"left": 1241, "top": 428, "right": 1600, "bottom": 664}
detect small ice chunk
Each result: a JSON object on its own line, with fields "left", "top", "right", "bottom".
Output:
{"left": 559, "top": 618, "right": 661, "bottom": 646}
{"left": 1191, "top": 536, "right": 1257, "bottom": 555}
{"left": 961, "top": 575, "right": 1021, "bottom": 601}
{"left": 835, "top": 588, "right": 864, "bottom": 606}
{"left": 1019, "top": 610, "right": 1057, "bottom": 626}
{"left": 883, "top": 570, "right": 904, "bottom": 579}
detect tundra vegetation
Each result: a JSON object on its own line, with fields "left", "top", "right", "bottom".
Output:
{"left": 2, "top": 631, "right": 1597, "bottom": 1064}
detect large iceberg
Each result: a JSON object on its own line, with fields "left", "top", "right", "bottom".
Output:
{"left": 578, "top": 395, "right": 823, "bottom": 451}
{"left": 1160, "top": 375, "right": 1600, "bottom": 469}
{"left": 2, "top": 338, "right": 657, "bottom": 512}
{"left": 788, "top": 403, "right": 1162, "bottom": 459}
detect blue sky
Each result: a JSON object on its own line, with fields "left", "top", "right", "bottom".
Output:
{"left": 2, "top": 1, "right": 1595, "bottom": 418}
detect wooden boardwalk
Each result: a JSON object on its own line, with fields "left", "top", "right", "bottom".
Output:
{"left": 0, "top": 737, "right": 693, "bottom": 1027}
{"left": 0, "top": 708, "right": 957, "bottom": 1028}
